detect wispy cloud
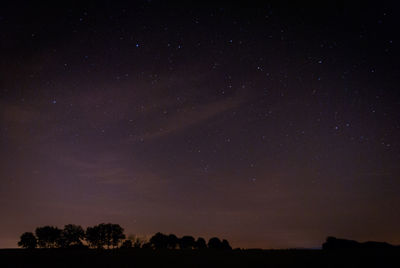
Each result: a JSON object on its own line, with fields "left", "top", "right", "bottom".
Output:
{"left": 1, "top": 67, "right": 248, "bottom": 146}
{"left": 57, "top": 153, "right": 166, "bottom": 190}
{"left": 128, "top": 97, "right": 243, "bottom": 142}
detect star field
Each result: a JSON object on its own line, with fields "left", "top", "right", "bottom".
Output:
{"left": 0, "top": 1, "right": 399, "bottom": 249}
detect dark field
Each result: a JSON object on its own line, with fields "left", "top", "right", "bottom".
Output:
{"left": 0, "top": 249, "right": 399, "bottom": 268}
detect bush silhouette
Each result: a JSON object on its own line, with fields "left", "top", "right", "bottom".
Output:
{"left": 127, "top": 234, "right": 147, "bottom": 248}
{"left": 18, "top": 232, "right": 37, "bottom": 249}
{"left": 120, "top": 239, "right": 133, "bottom": 248}
{"left": 141, "top": 242, "right": 152, "bottom": 249}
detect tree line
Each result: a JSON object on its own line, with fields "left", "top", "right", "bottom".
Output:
{"left": 18, "top": 223, "right": 232, "bottom": 251}
{"left": 322, "top": 236, "right": 399, "bottom": 250}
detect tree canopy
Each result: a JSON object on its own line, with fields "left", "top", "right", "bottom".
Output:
{"left": 86, "top": 223, "right": 125, "bottom": 249}
{"left": 18, "top": 232, "right": 37, "bottom": 249}
{"left": 35, "top": 226, "right": 62, "bottom": 248}
{"left": 149, "top": 232, "right": 169, "bottom": 249}
{"left": 62, "top": 224, "right": 85, "bottom": 248}
{"left": 195, "top": 237, "right": 207, "bottom": 249}
{"left": 179, "top": 236, "right": 196, "bottom": 250}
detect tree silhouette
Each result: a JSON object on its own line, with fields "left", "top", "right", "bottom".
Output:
{"left": 86, "top": 225, "right": 103, "bottom": 249}
{"left": 62, "top": 224, "right": 85, "bottom": 248}
{"left": 85, "top": 223, "right": 125, "bottom": 249}
{"left": 195, "top": 237, "right": 207, "bottom": 249}
{"left": 321, "top": 236, "right": 395, "bottom": 250}
{"left": 18, "top": 232, "right": 37, "bottom": 249}
{"left": 221, "top": 239, "right": 232, "bottom": 250}
{"left": 149, "top": 232, "right": 169, "bottom": 249}
{"left": 99, "top": 224, "right": 113, "bottom": 249}
{"left": 18, "top": 224, "right": 233, "bottom": 252}
{"left": 167, "top": 234, "right": 179, "bottom": 249}
{"left": 109, "top": 223, "right": 125, "bottom": 248}
{"left": 208, "top": 237, "right": 222, "bottom": 249}
{"left": 35, "top": 226, "right": 62, "bottom": 248}
{"left": 179, "top": 235, "right": 195, "bottom": 249}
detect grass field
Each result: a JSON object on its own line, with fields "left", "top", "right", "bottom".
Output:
{"left": 0, "top": 248, "right": 399, "bottom": 268}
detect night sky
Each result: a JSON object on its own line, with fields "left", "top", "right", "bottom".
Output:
{"left": 1, "top": 1, "right": 400, "bottom": 249}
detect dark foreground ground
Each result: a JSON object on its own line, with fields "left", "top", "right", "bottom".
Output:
{"left": 0, "top": 248, "right": 399, "bottom": 268}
